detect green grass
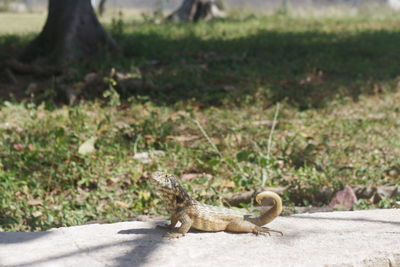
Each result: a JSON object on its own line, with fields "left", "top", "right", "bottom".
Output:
{"left": 1, "top": 12, "right": 400, "bottom": 231}
{"left": 106, "top": 14, "right": 400, "bottom": 107}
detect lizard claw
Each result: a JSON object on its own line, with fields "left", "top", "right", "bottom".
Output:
{"left": 255, "top": 227, "right": 283, "bottom": 236}
{"left": 253, "top": 230, "right": 271, "bottom": 236}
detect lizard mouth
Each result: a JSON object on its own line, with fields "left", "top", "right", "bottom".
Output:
{"left": 149, "top": 171, "right": 169, "bottom": 186}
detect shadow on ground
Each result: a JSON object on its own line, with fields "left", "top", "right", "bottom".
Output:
{"left": 118, "top": 21, "right": 400, "bottom": 108}
{"left": 0, "top": 231, "right": 51, "bottom": 244}
{"left": 1, "top": 18, "right": 400, "bottom": 108}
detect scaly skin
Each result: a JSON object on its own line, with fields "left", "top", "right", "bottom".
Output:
{"left": 149, "top": 171, "right": 283, "bottom": 238}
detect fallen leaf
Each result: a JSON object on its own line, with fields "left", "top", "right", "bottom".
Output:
{"left": 13, "top": 144, "right": 24, "bottom": 151}
{"left": 0, "top": 123, "right": 23, "bottom": 133}
{"left": 200, "top": 190, "right": 208, "bottom": 197}
{"left": 32, "top": 211, "right": 42, "bottom": 217}
{"left": 169, "top": 135, "right": 199, "bottom": 143}
{"left": 328, "top": 185, "right": 357, "bottom": 210}
{"left": 84, "top": 72, "right": 100, "bottom": 83}
{"left": 224, "top": 133, "right": 242, "bottom": 146}
{"left": 220, "top": 179, "right": 235, "bottom": 188}
{"left": 114, "top": 200, "right": 130, "bottom": 209}
{"left": 133, "top": 150, "right": 165, "bottom": 163}
{"left": 107, "top": 177, "right": 121, "bottom": 186}
{"left": 251, "top": 120, "right": 274, "bottom": 127}
{"left": 78, "top": 137, "right": 97, "bottom": 155}
{"left": 181, "top": 173, "right": 204, "bottom": 181}
{"left": 386, "top": 166, "right": 400, "bottom": 178}
{"left": 75, "top": 191, "right": 89, "bottom": 202}
{"left": 143, "top": 134, "right": 155, "bottom": 145}
{"left": 377, "top": 184, "right": 399, "bottom": 198}
{"left": 27, "top": 199, "right": 43, "bottom": 206}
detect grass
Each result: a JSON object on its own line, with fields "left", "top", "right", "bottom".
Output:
{"left": 109, "top": 13, "right": 400, "bottom": 107}
{"left": 1, "top": 12, "right": 400, "bottom": 231}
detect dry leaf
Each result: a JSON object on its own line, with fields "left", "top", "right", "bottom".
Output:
{"left": 78, "top": 137, "right": 97, "bottom": 155}
{"left": 169, "top": 135, "right": 199, "bottom": 143}
{"left": 224, "top": 134, "right": 243, "bottom": 147}
{"left": 181, "top": 173, "right": 204, "bottom": 181}
{"left": 27, "top": 199, "right": 43, "bottom": 206}
{"left": 75, "top": 191, "right": 89, "bottom": 202}
{"left": 32, "top": 211, "right": 43, "bottom": 217}
{"left": 13, "top": 144, "right": 24, "bottom": 151}
{"left": 220, "top": 179, "right": 235, "bottom": 188}
{"left": 107, "top": 177, "right": 121, "bottom": 186}
{"left": 143, "top": 134, "right": 155, "bottom": 145}
{"left": 386, "top": 166, "right": 400, "bottom": 178}
{"left": 377, "top": 184, "right": 399, "bottom": 198}
{"left": 133, "top": 150, "right": 165, "bottom": 163}
{"left": 328, "top": 185, "right": 357, "bottom": 210}
{"left": 0, "top": 123, "right": 23, "bottom": 133}
{"left": 84, "top": 72, "right": 99, "bottom": 83}
{"left": 252, "top": 120, "right": 274, "bottom": 127}
{"left": 114, "top": 200, "right": 130, "bottom": 209}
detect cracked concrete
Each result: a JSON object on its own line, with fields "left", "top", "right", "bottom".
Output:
{"left": 0, "top": 209, "right": 399, "bottom": 267}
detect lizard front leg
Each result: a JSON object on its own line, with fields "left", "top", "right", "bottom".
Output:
{"left": 226, "top": 220, "right": 283, "bottom": 236}
{"left": 157, "top": 213, "right": 179, "bottom": 230}
{"left": 164, "top": 212, "right": 193, "bottom": 238}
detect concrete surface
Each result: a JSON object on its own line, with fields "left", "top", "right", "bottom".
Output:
{"left": 0, "top": 209, "right": 399, "bottom": 267}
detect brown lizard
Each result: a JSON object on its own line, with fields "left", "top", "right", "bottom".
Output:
{"left": 149, "top": 171, "right": 283, "bottom": 238}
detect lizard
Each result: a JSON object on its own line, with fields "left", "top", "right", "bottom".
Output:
{"left": 149, "top": 171, "right": 283, "bottom": 238}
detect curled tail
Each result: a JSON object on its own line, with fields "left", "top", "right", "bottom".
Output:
{"left": 247, "top": 191, "right": 282, "bottom": 227}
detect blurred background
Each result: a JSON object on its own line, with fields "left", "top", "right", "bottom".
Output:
{"left": 1, "top": 0, "right": 400, "bottom": 14}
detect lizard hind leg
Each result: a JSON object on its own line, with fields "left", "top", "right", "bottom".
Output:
{"left": 226, "top": 220, "right": 283, "bottom": 236}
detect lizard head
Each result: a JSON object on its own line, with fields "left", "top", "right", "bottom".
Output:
{"left": 149, "top": 171, "right": 191, "bottom": 201}
{"left": 149, "top": 171, "right": 177, "bottom": 190}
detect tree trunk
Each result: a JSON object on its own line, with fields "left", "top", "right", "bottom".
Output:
{"left": 167, "top": 0, "right": 226, "bottom": 22}
{"left": 20, "top": 0, "right": 118, "bottom": 65}
{"left": 98, "top": 0, "right": 107, "bottom": 16}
